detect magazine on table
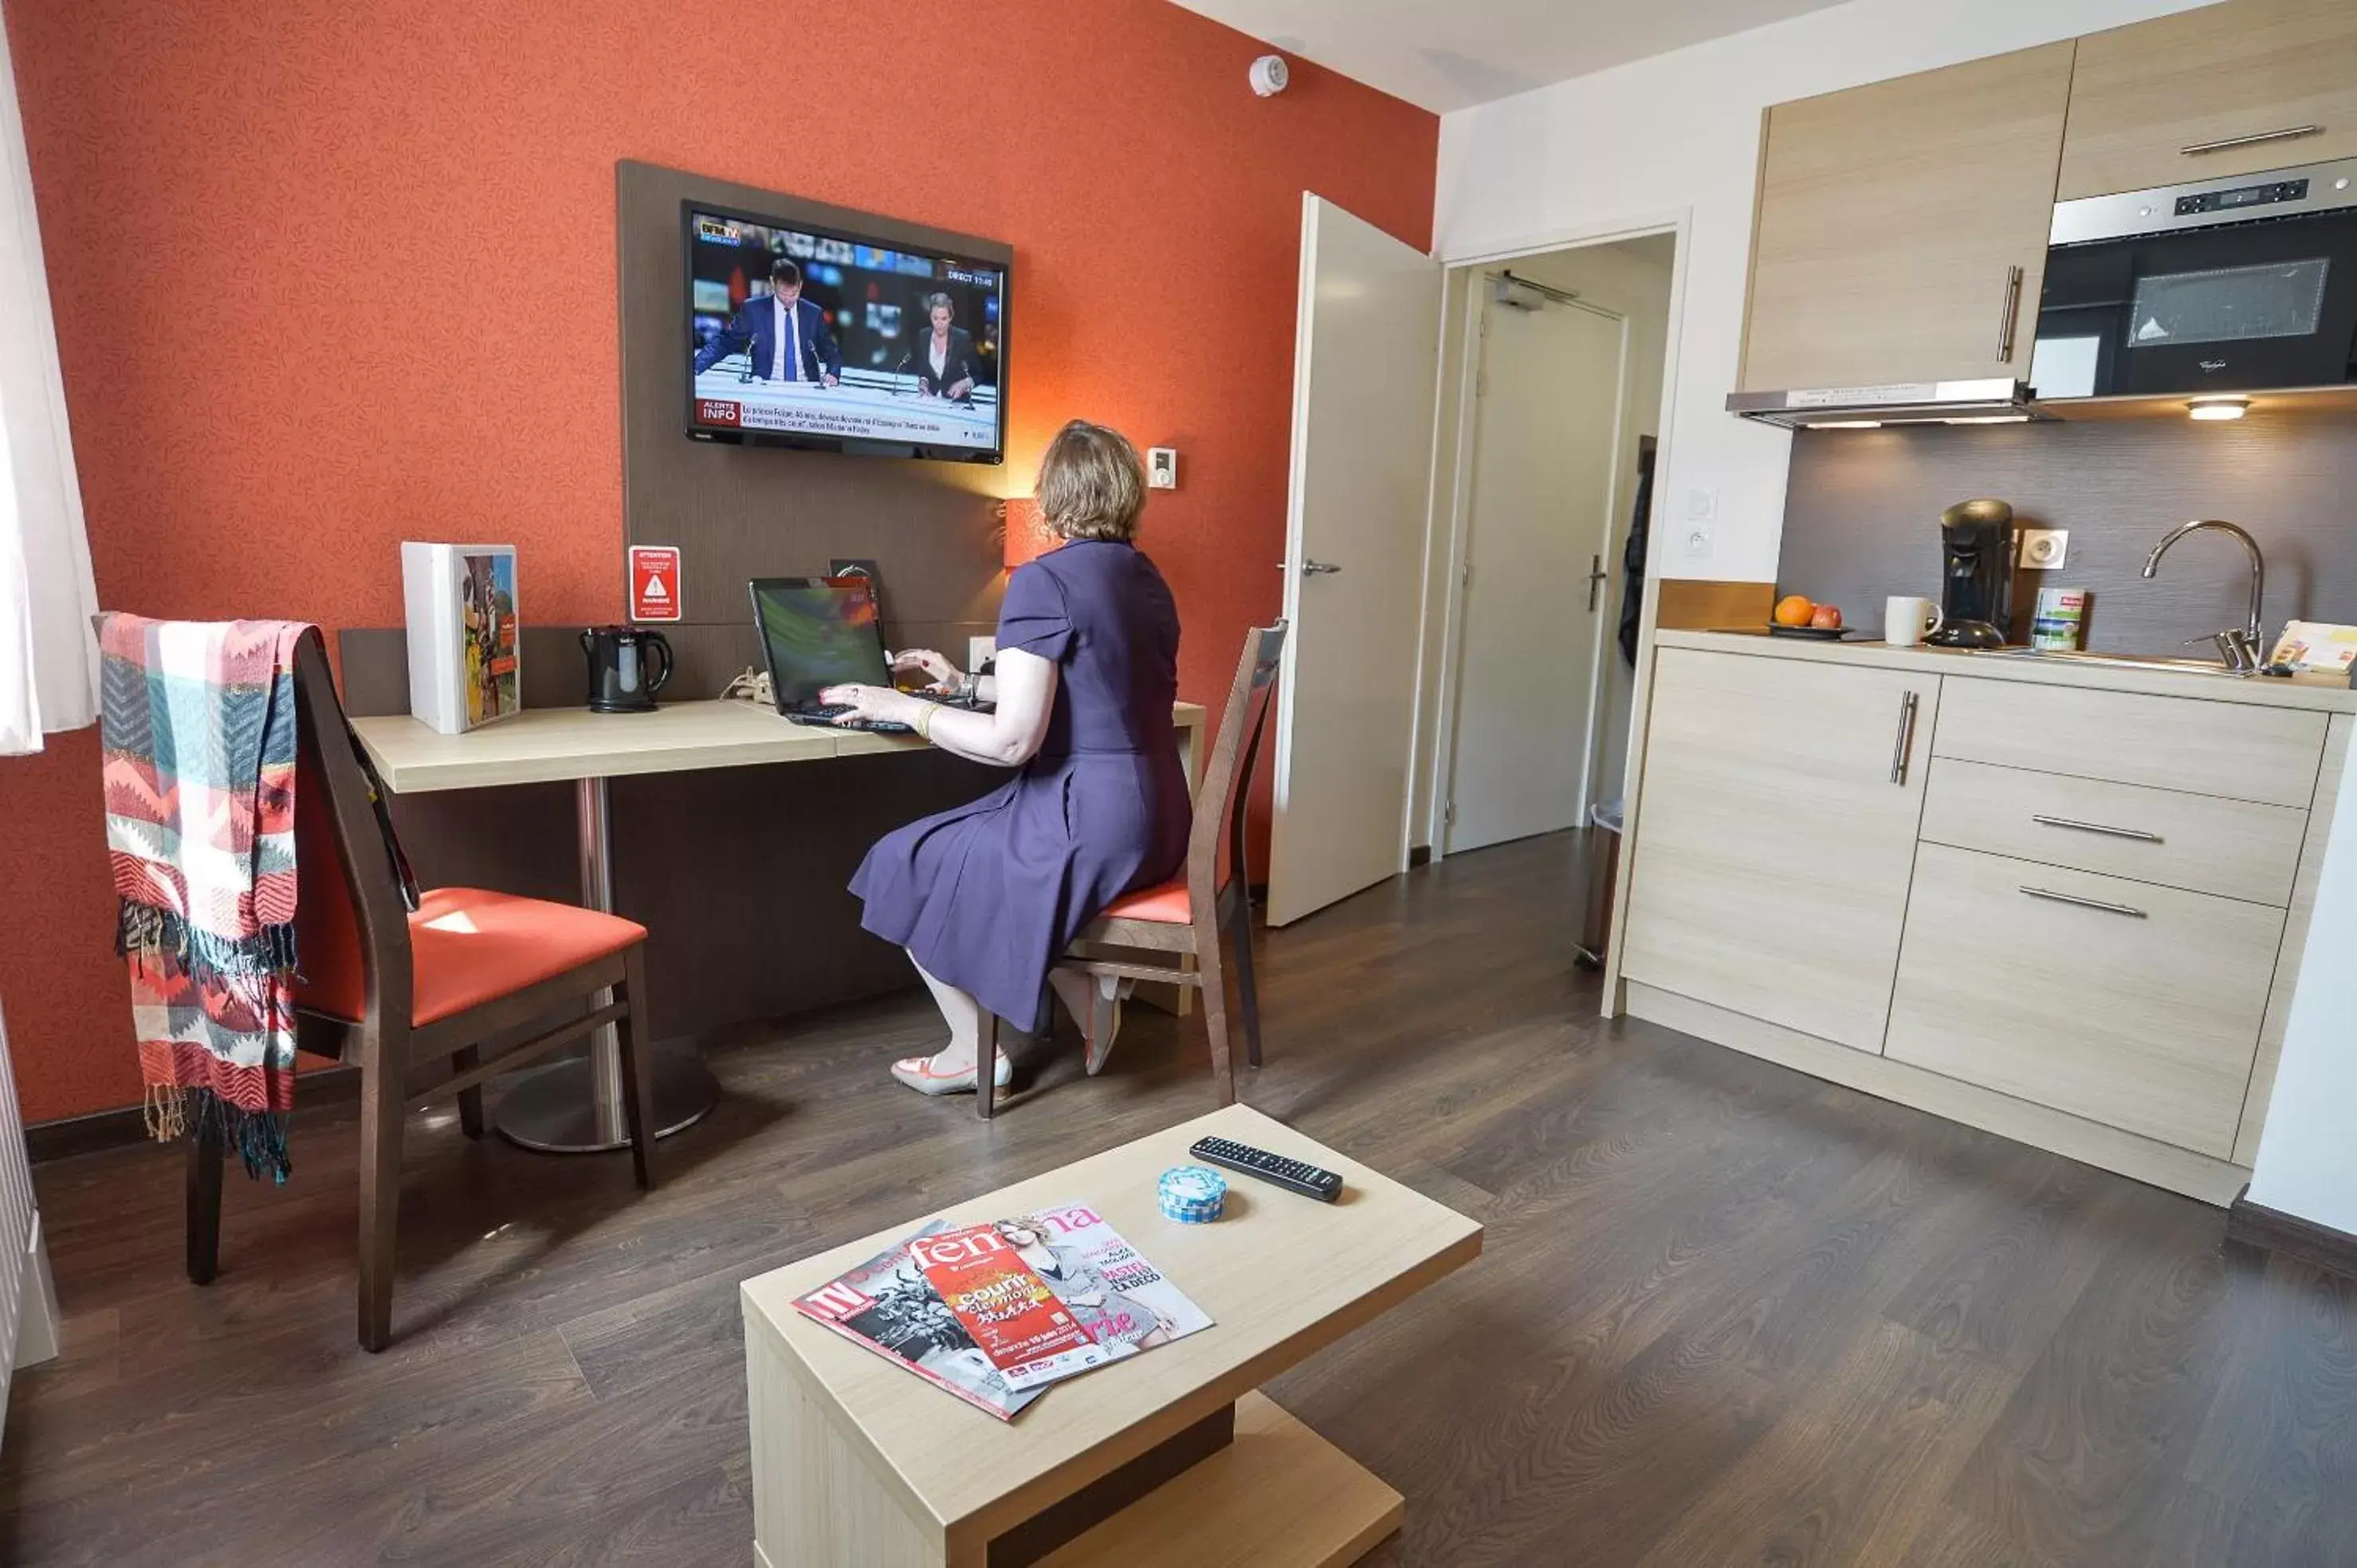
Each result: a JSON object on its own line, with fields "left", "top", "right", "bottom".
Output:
{"left": 792, "top": 1221, "right": 1044, "bottom": 1421}
{"left": 986, "top": 1203, "right": 1214, "bottom": 1387}
{"left": 792, "top": 1204, "right": 1213, "bottom": 1414}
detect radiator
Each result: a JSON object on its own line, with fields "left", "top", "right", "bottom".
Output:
{"left": 0, "top": 1002, "right": 55, "bottom": 1437}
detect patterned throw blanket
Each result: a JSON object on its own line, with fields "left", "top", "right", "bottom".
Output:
{"left": 98, "top": 615, "right": 309, "bottom": 1182}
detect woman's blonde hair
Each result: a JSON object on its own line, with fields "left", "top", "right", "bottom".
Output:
{"left": 1035, "top": 421, "right": 1145, "bottom": 543}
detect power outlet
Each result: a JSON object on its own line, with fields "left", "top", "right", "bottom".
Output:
{"left": 967, "top": 635, "right": 996, "bottom": 674}
{"left": 2019, "top": 527, "right": 2068, "bottom": 569}
{"left": 1680, "top": 522, "right": 1715, "bottom": 559}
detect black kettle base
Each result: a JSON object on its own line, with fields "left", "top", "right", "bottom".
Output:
{"left": 587, "top": 699, "right": 661, "bottom": 715}
{"left": 1927, "top": 621, "right": 2009, "bottom": 650}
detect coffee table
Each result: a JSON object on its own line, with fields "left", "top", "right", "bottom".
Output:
{"left": 740, "top": 1104, "right": 1483, "bottom": 1567}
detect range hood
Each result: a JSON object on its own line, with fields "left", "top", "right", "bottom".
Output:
{"left": 1725, "top": 378, "right": 2046, "bottom": 430}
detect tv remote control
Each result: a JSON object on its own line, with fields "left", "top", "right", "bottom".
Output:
{"left": 1188, "top": 1137, "right": 1343, "bottom": 1202}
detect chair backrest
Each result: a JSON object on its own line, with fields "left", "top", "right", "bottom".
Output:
{"left": 288, "top": 631, "right": 415, "bottom": 1032}
{"left": 1184, "top": 622, "right": 1288, "bottom": 916}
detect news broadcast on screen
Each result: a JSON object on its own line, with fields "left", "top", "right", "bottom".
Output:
{"left": 685, "top": 206, "right": 1006, "bottom": 460}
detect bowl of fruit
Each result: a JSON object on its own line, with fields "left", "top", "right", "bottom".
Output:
{"left": 1767, "top": 594, "right": 1852, "bottom": 639}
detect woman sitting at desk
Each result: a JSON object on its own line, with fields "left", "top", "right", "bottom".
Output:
{"left": 912, "top": 292, "right": 981, "bottom": 402}
{"left": 821, "top": 421, "right": 1186, "bottom": 1095}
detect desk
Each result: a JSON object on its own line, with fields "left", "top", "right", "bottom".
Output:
{"left": 352, "top": 699, "right": 1209, "bottom": 1153}
{"left": 740, "top": 1103, "right": 1483, "bottom": 1567}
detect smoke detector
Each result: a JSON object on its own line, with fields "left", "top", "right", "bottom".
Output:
{"left": 1250, "top": 55, "right": 1290, "bottom": 96}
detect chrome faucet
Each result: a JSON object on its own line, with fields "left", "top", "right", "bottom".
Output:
{"left": 2143, "top": 519, "right": 2266, "bottom": 671}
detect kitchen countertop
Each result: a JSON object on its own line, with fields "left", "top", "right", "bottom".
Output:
{"left": 1659, "top": 629, "right": 2357, "bottom": 715}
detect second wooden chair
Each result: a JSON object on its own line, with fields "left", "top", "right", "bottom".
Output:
{"left": 978, "top": 622, "right": 1287, "bottom": 1117}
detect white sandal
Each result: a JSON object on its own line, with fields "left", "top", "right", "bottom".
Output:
{"left": 890, "top": 1051, "right": 1015, "bottom": 1096}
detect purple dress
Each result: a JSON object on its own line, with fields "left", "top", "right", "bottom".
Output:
{"left": 850, "top": 540, "right": 1189, "bottom": 1032}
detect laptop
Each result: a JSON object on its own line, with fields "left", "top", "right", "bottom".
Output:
{"left": 747, "top": 576, "right": 919, "bottom": 732}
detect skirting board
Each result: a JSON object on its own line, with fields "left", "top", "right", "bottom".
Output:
{"left": 26, "top": 1065, "right": 362, "bottom": 1164}
{"left": 1624, "top": 982, "right": 2251, "bottom": 1206}
{"left": 2226, "top": 1193, "right": 2357, "bottom": 1283}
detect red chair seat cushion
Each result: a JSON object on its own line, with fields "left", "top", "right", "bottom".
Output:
{"left": 297, "top": 887, "right": 646, "bottom": 1026}
{"left": 1101, "top": 878, "right": 1191, "bottom": 924}
{"left": 1098, "top": 865, "right": 1232, "bottom": 925}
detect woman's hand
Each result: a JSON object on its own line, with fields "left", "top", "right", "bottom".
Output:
{"left": 948, "top": 376, "right": 974, "bottom": 401}
{"left": 889, "top": 649, "right": 962, "bottom": 692}
{"left": 819, "top": 683, "right": 922, "bottom": 728}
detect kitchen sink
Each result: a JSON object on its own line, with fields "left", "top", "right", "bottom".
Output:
{"left": 1976, "top": 647, "right": 2255, "bottom": 678}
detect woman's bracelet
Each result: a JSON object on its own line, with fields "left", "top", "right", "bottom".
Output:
{"left": 912, "top": 702, "right": 935, "bottom": 743}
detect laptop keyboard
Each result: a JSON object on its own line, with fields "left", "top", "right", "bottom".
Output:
{"left": 786, "top": 702, "right": 912, "bottom": 733}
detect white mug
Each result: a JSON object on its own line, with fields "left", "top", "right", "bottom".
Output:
{"left": 1885, "top": 596, "right": 1944, "bottom": 647}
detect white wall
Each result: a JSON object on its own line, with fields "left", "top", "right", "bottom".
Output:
{"left": 1432, "top": 0, "right": 2219, "bottom": 584}
{"left": 2248, "top": 729, "right": 2357, "bottom": 1235}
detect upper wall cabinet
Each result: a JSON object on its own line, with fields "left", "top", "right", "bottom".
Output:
{"left": 2060, "top": 0, "right": 2357, "bottom": 201}
{"left": 1738, "top": 42, "right": 2076, "bottom": 392}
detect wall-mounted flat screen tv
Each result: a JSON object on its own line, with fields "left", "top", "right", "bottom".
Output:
{"left": 684, "top": 202, "right": 1007, "bottom": 464}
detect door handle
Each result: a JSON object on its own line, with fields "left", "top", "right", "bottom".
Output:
{"left": 1586, "top": 553, "right": 1609, "bottom": 612}
{"left": 1995, "top": 265, "right": 2024, "bottom": 364}
{"left": 1888, "top": 691, "right": 1920, "bottom": 785}
{"left": 2181, "top": 124, "right": 2323, "bottom": 156}
{"left": 2019, "top": 884, "right": 2148, "bottom": 920}
{"left": 2031, "top": 813, "right": 2163, "bottom": 844}
{"left": 1297, "top": 560, "right": 1342, "bottom": 576}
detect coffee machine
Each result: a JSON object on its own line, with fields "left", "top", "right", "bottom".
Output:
{"left": 1929, "top": 498, "right": 2015, "bottom": 649}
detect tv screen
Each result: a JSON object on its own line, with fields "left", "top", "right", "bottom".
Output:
{"left": 684, "top": 202, "right": 1007, "bottom": 463}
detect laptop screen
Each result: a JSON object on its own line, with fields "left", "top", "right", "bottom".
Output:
{"left": 748, "top": 578, "right": 892, "bottom": 706}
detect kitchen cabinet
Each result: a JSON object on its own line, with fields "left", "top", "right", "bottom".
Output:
{"left": 2060, "top": 0, "right": 2357, "bottom": 201}
{"left": 1885, "top": 843, "right": 2282, "bottom": 1158}
{"left": 1620, "top": 647, "right": 1937, "bottom": 1051}
{"left": 1618, "top": 633, "right": 2356, "bottom": 1202}
{"left": 1737, "top": 41, "right": 2074, "bottom": 392}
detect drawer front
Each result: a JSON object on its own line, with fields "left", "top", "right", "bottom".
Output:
{"left": 1886, "top": 843, "right": 2283, "bottom": 1157}
{"left": 1919, "top": 757, "right": 2308, "bottom": 906}
{"left": 1932, "top": 678, "right": 2327, "bottom": 808}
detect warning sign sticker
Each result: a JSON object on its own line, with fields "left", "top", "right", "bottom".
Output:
{"left": 629, "top": 545, "right": 682, "bottom": 623}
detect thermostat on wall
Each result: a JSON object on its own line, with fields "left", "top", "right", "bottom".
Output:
{"left": 1148, "top": 447, "right": 1179, "bottom": 489}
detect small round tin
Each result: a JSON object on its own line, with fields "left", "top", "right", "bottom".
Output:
{"left": 1157, "top": 1165, "right": 1227, "bottom": 1224}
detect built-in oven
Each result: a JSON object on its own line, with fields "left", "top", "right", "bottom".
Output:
{"left": 2035, "top": 155, "right": 2357, "bottom": 401}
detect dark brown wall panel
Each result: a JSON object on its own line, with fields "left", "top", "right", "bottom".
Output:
{"left": 617, "top": 160, "right": 1005, "bottom": 698}
{"left": 1778, "top": 408, "right": 2357, "bottom": 652}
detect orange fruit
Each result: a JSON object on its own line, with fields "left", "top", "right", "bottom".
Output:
{"left": 1773, "top": 594, "right": 1816, "bottom": 627}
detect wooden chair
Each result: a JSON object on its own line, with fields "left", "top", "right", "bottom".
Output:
{"left": 979, "top": 623, "right": 1287, "bottom": 1118}
{"left": 185, "top": 630, "right": 660, "bottom": 1351}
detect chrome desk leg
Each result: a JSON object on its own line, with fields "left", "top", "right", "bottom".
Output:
{"left": 495, "top": 776, "right": 721, "bottom": 1153}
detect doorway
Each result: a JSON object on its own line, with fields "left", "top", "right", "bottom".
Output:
{"left": 1423, "top": 233, "right": 1677, "bottom": 859}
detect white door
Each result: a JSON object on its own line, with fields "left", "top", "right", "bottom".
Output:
{"left": 1444, "top": 287, "right": 1628, "bottom": 854}
{"left": 1267, "top": 195, "right": 1442, "bottom": 927}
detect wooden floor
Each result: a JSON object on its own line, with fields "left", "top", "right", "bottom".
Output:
{"left": 6, "top": 832, "right": 2355, "bottom": 1566}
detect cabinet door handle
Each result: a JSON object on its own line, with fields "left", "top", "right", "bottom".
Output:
{"left": 2031, "top": 813, "right": 2163, "bottom": 844}
{"left": 1995, "top": 265, "right": 2024, "bottom": 364}
{"left": 2181, "top": 124, "right": 2323, "bottom": 157}
{"left": 2019, "top": 884, "right": 2148, "bottom": 919}
{"left": 1889, "top": 690, "right": 1920, "bottom": 785}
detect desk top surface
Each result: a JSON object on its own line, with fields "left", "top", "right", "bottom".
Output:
{"left": 738, "top": 1103, "right": 1483, "bottom": 1539}
{"left": 352, "top": 698, "right": 1207, "bottom": 795}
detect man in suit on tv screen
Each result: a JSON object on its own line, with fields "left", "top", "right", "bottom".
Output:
{"left": 693, "top": 256, "right": 842, "bottom": 387}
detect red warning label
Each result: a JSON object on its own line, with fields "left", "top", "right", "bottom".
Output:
{"left": 629, "top": 545, "right": 682, "bottom": 623}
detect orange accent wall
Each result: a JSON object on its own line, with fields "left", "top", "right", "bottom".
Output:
{"left": 0, "top": 0, "right": 1434, "bottom": 1123}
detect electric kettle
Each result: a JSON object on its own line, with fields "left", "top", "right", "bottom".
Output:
{"left": 581, "top": 626, "right": 673, "bottom": 713}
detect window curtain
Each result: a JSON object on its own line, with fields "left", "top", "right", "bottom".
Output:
{"left": 0, "top": 18, "right": 98, "bottom": 756}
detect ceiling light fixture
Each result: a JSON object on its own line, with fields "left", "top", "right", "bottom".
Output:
{"left": 2188, "top": 395, "right": 2251, "bottom": 422}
